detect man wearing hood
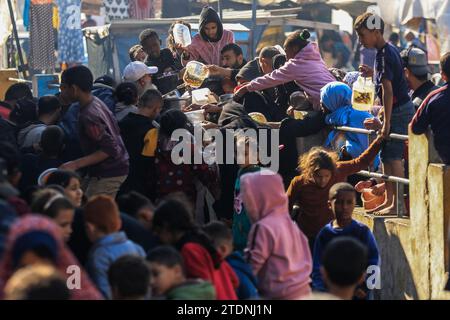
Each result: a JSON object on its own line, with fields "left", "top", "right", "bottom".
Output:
{"left": 180, "top": 6, "right": 234, "bottom": 66}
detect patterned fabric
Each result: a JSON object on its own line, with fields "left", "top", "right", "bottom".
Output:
{"left": 103, "top": 0, "right": 129, "bottom": 21}
{"left": 57, "top": 0, "right": 84, "bottom": 63}
{"left": 29, "top": 3, "right": 56, "bottom": 70}
{"left": 128, "top": 0, "right": 154, "bottom": 19}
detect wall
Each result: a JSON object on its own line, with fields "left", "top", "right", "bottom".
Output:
{"left": 354, "top": 130, "right": 450, "bottom": 299}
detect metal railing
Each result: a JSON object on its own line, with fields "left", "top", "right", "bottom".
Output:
{"left": 334, "top": 126, "right": 409, "bottom": 218}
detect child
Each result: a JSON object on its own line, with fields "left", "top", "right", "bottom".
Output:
{"left": 411, "top": 52, "right": 450, "bottom": 165}
{"left": 139, "top": 29, "right": 180, "bottom": 95}
{"left": 129, "top": 44, "right": 146, "bottom": 62}
{"left": 18, "top": 125, "right": 65, "bottom": 194}
{"left": 117, "top": 191, "right": 155, "bottom": 230}
{"left": 114, "top": 82, "right": 139, "bottom": 122}
{"left": 155, "top": 109, "right": 220, "bottom": 209}
{"left": 312, "top": 237, "right": 370, "bottom": 300}
{"left": 31, "top": 188, "right": 75, "bottom": 242}
{"left": 108, "top": 255, "right": 150, "bottom": 300}
{"left": 234, "top": 29, "right": 335, "bottom": 110}
{"left": 4, "top": 264, "right": 70, "bottom": 300}
{"left": 311, "top": 183, "right": 379, "bottom": 299}
{"left": 232, "top": 135, "right": 261, "bottom": 253}
{"left": 17, "top": 95, "right": 61, "bottom": 153}
{"left": 152, "top": 195, "right": 239, "bottom": 300}
{"left": 321, "top": 82, "right": 380, "bottom": 169}
{"left": 45, "top": 170, "right": 83, "bottom": 208}
{"left": 204, "top": 221, "right": 259, "bottom": 300}
{"left": 240, "top": 171, "right": 312, "bottom": 300}
{"left": 287, "top": 135, "right": 383, "bottom": 251}
{"left": 179, "top": 6, "right": 235, "bottom": 66}
{"left": 355, "top": 13, "right": 415, "bottom": 216}
{"left": 59, "top": 66, "right": 129, "bottom": 199}
{"left": 84, "top": 195, "right": 145, "bottom": 299}
{"left": 147, "top": 246, "right": 216, "bottom": 300}
{"left": 0, "top": 215, "right": 102, "bottom": 300}
{"left": 118, "top": 89, "right": 163, "bottom": 199}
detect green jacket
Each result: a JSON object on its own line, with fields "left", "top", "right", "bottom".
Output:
{"left": 166, "top": 280, "right": 216, "bottom": 300}
{"left": 232, "top": 166, "right": 261, "bottom": 252}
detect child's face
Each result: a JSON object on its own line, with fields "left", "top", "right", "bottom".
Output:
{"left": 149, "top": 262, "right": 182, "bottom": 296}
{"left": 313, "top": 169, "right": 333, "bottom": 189}
{"left": 54, "top": 208, "right": 74, "bottom": 242}
{"left": 65, "top": 178, "right": 83, "bottom": 208}
{"left": 329, "top": 191, "right": 356, "bottom": 222}
{"left": 204, "top": 22, "right": 218, "bottom": 40}
{"left": 357, "top": 28, "right": 379, "bottom": 49}
{"left": 217, "top": 240, "right": 233, "bottom": 259}
{"left": 142, "top": 36, "right": 161, "bottom": 60}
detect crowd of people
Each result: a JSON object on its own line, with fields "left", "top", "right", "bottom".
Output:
{"left": 0, "top": 7, "right": 449, "bottom": 300}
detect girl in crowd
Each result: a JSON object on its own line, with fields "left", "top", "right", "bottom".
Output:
{"left": 287, "top": 135, "right": 384, "bottom": 252}
{"left": 234, "top": 29, "right": 335, "bottom": 110}
{"left": 31, "top": 189, "right": 75, "bottom": 242}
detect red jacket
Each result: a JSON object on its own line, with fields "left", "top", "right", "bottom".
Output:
{"left": 181, "top": 242, "right": 239, "bottom": 300}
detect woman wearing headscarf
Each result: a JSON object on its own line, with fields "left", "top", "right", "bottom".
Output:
{"left": 0, "top": 215, "right": 102, "bottom": 300}
{"left": 321, "top": 82, "right": 379, "bottom": 169}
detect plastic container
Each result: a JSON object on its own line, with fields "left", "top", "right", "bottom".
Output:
{"left": 248, "top": 112, "right": 268, "bottom": 124}
{"left": 37, "top": 168, "right": 59, "bottom": 186}
{"left": 192, "top": 88, "right": 211, "bottom": 105}
{"left": 173, "top": 23, "right": 192, "bottom": 47}
{"left": 185, "top": 110, "right": 205, "bottom": 124}
{"left": 352, "top": 76, "right": 375, "bottom": 111}
{"left": 183, "top": 61, "right": 209, "bottom": 88}
{"left": 293, "top": 110, "right": 307, "bottom": 120}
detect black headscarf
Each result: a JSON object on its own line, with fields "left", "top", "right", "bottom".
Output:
{"left": 199, "top": 6, "right": 224, "bottom": 43}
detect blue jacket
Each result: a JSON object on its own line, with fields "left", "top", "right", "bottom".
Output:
{"left": 322, "top": 82, "right": 380, "bottom": 169}
{"left": 0, "top": 199, "right": 18, "bottom": 260}
{"left": 226, "top": 251, "right": 259, "bottom": 300}
{"left": 86, "top": 231, "right": 145, "bottom": 299}
{"left": 312, "top": 219, "right": 379, "bottom": 293}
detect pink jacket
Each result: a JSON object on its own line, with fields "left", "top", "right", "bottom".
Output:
{"left": 241, "top": 171, "right": 312, "bottom": 300}
{"left": 247, "top": 42, "right": 335, "bottom": 110}
{"left": 185, "top": 30, "right": 235, "bottom": 66}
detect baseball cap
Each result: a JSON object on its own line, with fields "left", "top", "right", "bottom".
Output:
{"left": 123, "top": 61, "right": 158, "bottom": 82}
{"left": 402, "top": 48, "right": 430, "bottom": 76}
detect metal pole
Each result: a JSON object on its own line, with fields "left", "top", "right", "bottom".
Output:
{"left": 218, "top": 0, "right": 223, "bottom": 20}
{"left": 251, "top": 0, "right": 258, "bottom": 59}
{"left": 7, "top": 0, "right": 28, "bottom": 79}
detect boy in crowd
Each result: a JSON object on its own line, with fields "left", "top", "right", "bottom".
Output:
{"left": 203, "top": 221, "right": 259, "bottom": 300}
{"left": 146, "top": 246, "right": 216, "bottom": 300}
{"left": 85, "top": 195, "right": 146, "bottom": 299}
{"left": 401, "top": 47, "right": 439, "bottom": 109}
{"left": 18, "top": 95, "right": 61, "bottom": 153}
{"left": 129, "top": 44, "right": 147, "bottom": 63}
{"left": 311, "top": 237, "right": 369, "bottom": 300}
{"left": 139, "top": 29, "right": 181, "bottom": 94}
{"left": 355, "top": 12, "right": 415, "bottom": 216}
{"left": 117, "top": 191, "right": 155, "bottom": 230}
{"left": 108, "top": 255, "right": 150, "bottom": 300}
{"left": 0, "top": 83, "right": 33, "bottom": 119}
{"left": 118, "top": 89, "right": 163, "bottom": 200}
{"left": 312, "top": 183, "right": 379, "bottom": 299}
{"left": 59, "top": 66, "right": 129, "bottom": 198}
{"left": 411, "top": 52, "right": 450, "bottom": 164}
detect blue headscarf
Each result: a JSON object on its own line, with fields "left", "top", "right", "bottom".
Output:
{"left": 321, "top": 82, "right": 379, "bottom": 169}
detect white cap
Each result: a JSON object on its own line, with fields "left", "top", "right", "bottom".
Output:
{"left": 123, "top": 61, "right": 158, "bottom": 82}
